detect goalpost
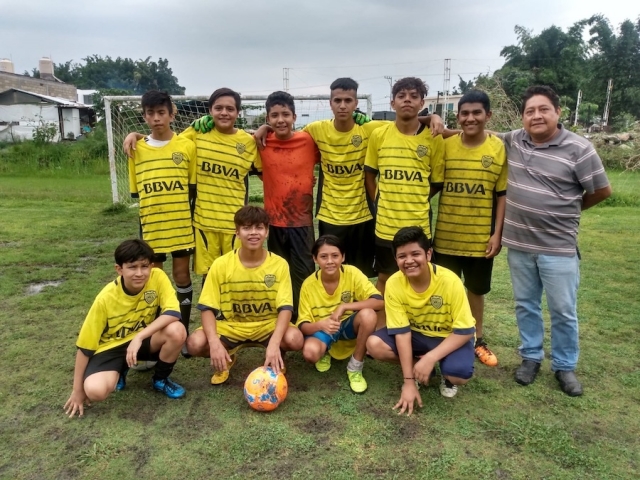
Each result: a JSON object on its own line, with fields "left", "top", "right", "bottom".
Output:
{"left": 104, "top": 94, "right": 373, "bottom": 205}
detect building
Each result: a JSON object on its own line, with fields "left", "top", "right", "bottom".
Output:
{"left": 0, "top": 58, "right": 77, "bottom": 102}
{"left": 423, "top": 93, "right": 463, "bottom": 116}
{"left": 0, "top": 88, "right": 94, "bottom": 142}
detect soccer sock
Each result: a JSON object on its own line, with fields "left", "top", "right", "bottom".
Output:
{"left": 444, "top": 378, "right": 455, "bottom": 388}
{"left": 153, "top": 359, "right": 176, "bottom": 382}
{"left": 475, "top": 336, "right": 483, "bottom": 347}
{"left": 176, "top": 283, "right": 193, "bottom": 333}
{"left": 347, "top": 355, "right": 364, "bottom": 372}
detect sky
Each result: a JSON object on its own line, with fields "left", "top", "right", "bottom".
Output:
{"left": 1, "top": 0, "right": 638, "bottom": 110}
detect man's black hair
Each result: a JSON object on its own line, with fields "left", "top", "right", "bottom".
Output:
{"left": 266, "top": 91, "right": 295, "bottom": 115}
{"left": 312, "top": 234, "right": 345, "bottom": 257}
{"left": 141, "top": 90, "right": 173, "bottom": 114}
{"left": 458, "top": 90, "right": 491, "bottom": 113}
{"left": 330, "top": 78, "right": 359, "bottom": 93}
{"left": 392, "top": 226, "right": 432, "bottom": 257}
{"left": 521, "top": 85, "right": 560, "bottom": 113}
{"left": 209, "top": 87, "right": 241, "bottom": 111}
{"left": 392, "top": 77, "right": 428, "bottom": 99}
{"left": 114, "top": 239, "right": 155, "bottom": 266}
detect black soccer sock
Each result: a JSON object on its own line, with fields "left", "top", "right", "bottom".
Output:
{"left": 176, "top": 283, "right": 193, "bottom": 334}
{"left": 153, "top": 359, "right": 177, "bottom": 382}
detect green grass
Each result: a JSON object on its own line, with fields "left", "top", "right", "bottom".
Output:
{"left": 0, "top": 172, "right": 639, "bottom": 479}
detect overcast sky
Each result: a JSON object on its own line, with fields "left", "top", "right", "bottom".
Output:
{"left": 1, "top": 0, "right": 637, "bottom": 108}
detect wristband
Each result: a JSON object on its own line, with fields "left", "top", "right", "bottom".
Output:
{"left": 404, "top": 377, "right": 415, "bottom": 380}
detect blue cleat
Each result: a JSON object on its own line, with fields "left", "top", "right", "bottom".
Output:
{"left": 152, "top": 377, "right": 186, "bottom": 399}
{"left": 116, "top": 368, "right": 129, "bottom": 391}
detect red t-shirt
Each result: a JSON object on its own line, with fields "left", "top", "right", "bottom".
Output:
{"left": 256, "top": 131, "right": 319, "bottom": 227}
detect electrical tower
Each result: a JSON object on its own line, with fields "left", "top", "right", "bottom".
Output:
{"left": 442, "top": 59, "right": 451, "bottom": 117}
{"left": 283, "top": 68, "right": 289, "bottom": 92}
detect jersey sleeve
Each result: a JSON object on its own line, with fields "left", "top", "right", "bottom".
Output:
{"left": 197, "top": 258, "right": 223, "bottom": 312}
{"left": 252, "top": 140, "right": 263, "bottom": 173}
{"left": 275, "top": 260, "right": 294, "bottom": 312}
{"left": 179, "top": 126, "right": 197, "bottom": 142}
{"left": 353, "top": 268, "right": 382, "bottom": 301}
{"left": 295, "top": 281, "right": 314, "bottom": 327}
{"left": 495, "top": 141, "right": 508, "bottom": 194}
{"left": 449, "top": 277, "right": 476, "bottom": 335}
{"left": 429, "top": 135, "right": 445, "bottom": 184}
{"left": 156, "top": 270, "right": 181, "bottom": 319}
{"left": 187, "top": 140, "right": 197, "bottom": 187}
{"left": 362, "top": 120, "right": 389, "bottom": 136}
{"left": 302, "top": 122, "right": 318, "bottom": 141}
{"left": 364, "top": 129, "right": 381, "bottom": 172}
{"left": 75, "top": 297, "right": 108, "bottom": 356}
{"left": 128, "top": 154, "right": 138, "bottom": 198}
{"left": 385, "top": 278, "right": 410, "bottom": 335}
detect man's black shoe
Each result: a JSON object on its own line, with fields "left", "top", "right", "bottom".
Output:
{"left": 555, "top": 370, "right": 583, "bottom": 397}
{"left": 514, "top": 360, "right": 541, "bottom": 385}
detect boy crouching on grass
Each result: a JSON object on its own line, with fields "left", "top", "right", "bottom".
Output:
{"left": 186, "top": 206, "right": 303, "bottom": 385}
{"left": 366, "top": 227, "right": 475, "bottom": 415}
{"left": 64, "top": 239, "right": 187, "bottom": 418}
{"left": 297, "top": 235, "right": 383, "bottom": 393}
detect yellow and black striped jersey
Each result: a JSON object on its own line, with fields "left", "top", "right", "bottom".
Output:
{"left": 385, "top": 263, "right": 475, "bottom": 339}
{"left": 76, "top": 268, "right": 180, "bottom": 355}
{"left": 197, "top": 250, "right": 293, "bottom": 336}
{"left": 128, "top": 135, "right": 196, "bottom": 253}
{"left": 303, "top": 120, "right": 386, "bottom": 225}
{"left": 297, "top": 265, "right": 382, "bottom": 359}
{"left": 181, "top": 126, "right": 260, "bottom": 234}
{"left": 364, "top": 123, "right": 444, "bottom": 241}
{"left": 433, "top": 134, "right": 507, "bottom": 256}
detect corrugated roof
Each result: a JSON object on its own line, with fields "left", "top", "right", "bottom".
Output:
{"left": 0, "top": 88, "right": 90, "bottom": 107}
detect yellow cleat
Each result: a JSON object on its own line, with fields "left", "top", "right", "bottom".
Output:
{"left": 211, "top": 354, "right": 237, "bottom": 385}
{"left": 315, "top": 354, "right": 332, "bottom": 372}
{"left": 347, "top": 370, "right": 368, "bottom": 393}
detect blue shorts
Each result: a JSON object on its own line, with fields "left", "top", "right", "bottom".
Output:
{"left": 308, "top": 312, "right": 358, "bottom": 350}
{"left": 372, "top": 329, "right": 474, "bottom": 380}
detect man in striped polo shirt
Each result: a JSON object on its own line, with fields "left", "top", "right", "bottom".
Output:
{"left": 501, "top": 86, "right": 611, "bottom": 396}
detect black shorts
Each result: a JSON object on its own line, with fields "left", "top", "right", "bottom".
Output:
{"left": 153, "top": 248, "right": 194, "bottom": 264}
{"left": 83, "top": 338, "right": 158, "bottom": 380}
{"left": 434, "top": 252, "right": 494, "bottom": 295}
{"left": 318, "top": 219, "right": 375, "bottom": 277}
{"left": 373, "top": 237, "right": 398, "bottom": 275}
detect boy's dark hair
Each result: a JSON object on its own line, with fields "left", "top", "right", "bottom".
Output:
{"left": 459, "top": 90, "right": 491, "bottom": 113}
{"left": 141, "top": 90, "right": 173, "bottom": 114}
{"left": 266, "top": 91, "right": 295, "bottom": 115}
{"left": 392, "top": 77, "right": 428, "bottom": 99}
{"left": 234, "top": 205, "right": 270, "bottom": 227}
{"left": 330, "top": 78, "right": 359, "bottom": 93}
{"left": 208, "top": 87, "right": 241, "bottom": 111}
{"left": 521, "top": 85, "right": 560, "bottom": 113}
{"left": 311, "top": 234, "right": 345, "bottom": 257}
{"left": 391, "top": 226, "right": 432, "bottom": 257}
{"left": 114, "top": 239, "right": 155, "bottom": 266}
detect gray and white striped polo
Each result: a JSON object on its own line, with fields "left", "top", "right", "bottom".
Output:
{"left": 500, "top": 125, "right": 609, "bottom": 256}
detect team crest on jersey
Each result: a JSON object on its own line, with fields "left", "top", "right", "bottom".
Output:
{"left": 236, "top": 143, "right": 246, "bottom": 155}
{"left": 144, "top": 290, "right": 157, "bottom": 304}
{"left": 341, "top": 291, "right": 352, "bottom": 303}
{"left": 264, "top": 274, "right": 276, "bottom": 288}
{"left": 481, "top": 155, "right": 493, "bottom": 168}
{"left": 429, "top": 295, "right": 443, "bottom": 309}
{"left": 172, "top": 152, "right": 184, "bottom": 165}
{"left": 417, "top": 145, "right": 428, "bottom": 158}
{"left": 351, "top": 135, "right": 362, "bottom": 147}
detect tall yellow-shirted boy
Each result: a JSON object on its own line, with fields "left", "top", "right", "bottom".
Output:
{"left": 367, "top": 227, "right": 476, "bottom": 414}
{"left": 64, "top": 239, "right": 187, "bottom": 418}
{"left": 431, "top": 90, "right": 507, "bottom": 367}
{"left": 186, "top": 206, "right": 303, "bottom": 384}
{"left": 364, "top": 77, "right": 444, "bottom": 298}
{"left": 128, "top": 90, "right": 196, "bottom": 341}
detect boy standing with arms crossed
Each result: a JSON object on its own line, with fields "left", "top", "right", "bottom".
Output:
{"left": 431, "top": 90, "right": 507, "bottom": 367}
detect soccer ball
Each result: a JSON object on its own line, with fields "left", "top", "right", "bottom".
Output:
{"left": 244, "top": 366, "right": 288, "bottom": 412}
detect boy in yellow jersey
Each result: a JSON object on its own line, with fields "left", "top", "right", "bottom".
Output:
{"left": 128, "top": 90, "right": 196, "bottom": 347}
{"left": 297, "top": 235, "right": 383, "bottom": 393}
{"left": 64, "top": 239, "right": 187, "bottom": 418}
{"left": 364, "top": 77, "right": 444, "bottom": 299}
{"left": 431, "top": 90, "right": 507, "bottom": 367}
{"left": 186, "top": 206, "right": 303, "bottom": 384}
{"left": 124, "top": 88, "right": 260, "bottom": 277}
{"left": 367, "top": 227, "right": 476, "bottom": 414}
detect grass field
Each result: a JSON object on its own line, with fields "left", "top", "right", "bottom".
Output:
{"left": 0, "top": 169, "right": 639, "bottom": 480}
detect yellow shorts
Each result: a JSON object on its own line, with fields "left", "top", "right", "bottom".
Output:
{"left": 195, "top": 319, "right": 277, "bottom": 346}
{"left": 194, "top": 229, "right": 239, "bottom": 275}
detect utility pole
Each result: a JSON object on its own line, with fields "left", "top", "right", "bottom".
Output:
{"left": 384, "top": 76, "right": 393, "bottom": 103}
{"left": 442, "top": 58, "right": 451, "bottom": 117}
{"left": 574, "top": 90, "right": 582, "bottom": 127}
{"left": 283, "top": 68, "right": 289, "bottom": 92}
{"left": 602, "top": 78, "right": 613, "bottom": 127}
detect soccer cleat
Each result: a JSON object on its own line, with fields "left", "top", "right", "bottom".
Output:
{"left": 439, "top": 378, "right": 458, "bottom": 398}
{"left": 347, "top": 370, "right": 368, "bottom": 393}
{"left": 475, "top": 340, "right": 498, "bottom": 367}
{"left": 211, "top": 354, "right": 237, "bottom": 385}
{"left": 116, "top": 368, "right": 129, "bottom": 391}
{"left": 152, "top": 377, "right": 186, "bottom": 399}
{"left": 315, "top": 353, "right": 332, "bottom": 372}
{"left": 181, "top": 344, "right": 192, "bottom": 359}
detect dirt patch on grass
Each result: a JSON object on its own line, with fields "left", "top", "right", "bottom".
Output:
{"left": 119, "top": 407, "right": 158, "bottom": 424}
{"left": 25, "top": 280, "right": 64, "bottom": 295}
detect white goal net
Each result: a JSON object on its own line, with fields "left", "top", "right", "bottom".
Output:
{"left": 104, "top": 94, "right": 373, "bottom": 204}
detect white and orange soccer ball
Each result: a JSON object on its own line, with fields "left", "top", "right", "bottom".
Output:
{"left": 243, "top": 366, "right": 288, "bottom": 412}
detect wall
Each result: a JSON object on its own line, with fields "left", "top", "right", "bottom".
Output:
{"left": 0, "top": 72, "right": 77, "bottom": 101}
{"left": 0, "top": 103, "right": 61, "bottom": 141}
